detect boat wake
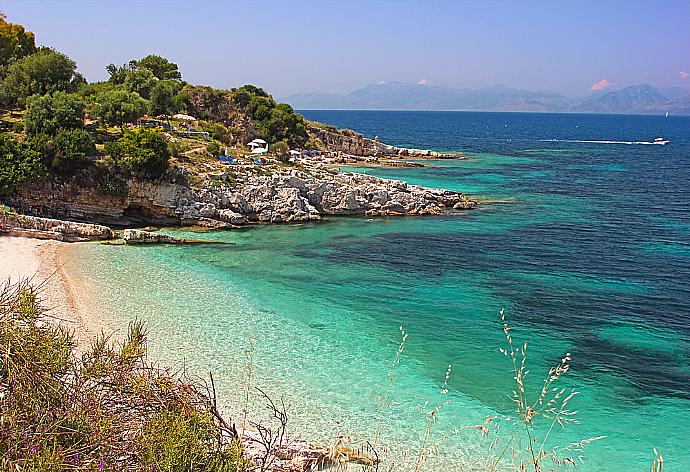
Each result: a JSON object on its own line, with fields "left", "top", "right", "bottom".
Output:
{"left": 540, "top": 139, "right": 662, "bottom": 145}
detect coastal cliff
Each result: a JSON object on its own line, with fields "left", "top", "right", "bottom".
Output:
{"left": 8, "top": 163, "right": 476, "bottom": 229}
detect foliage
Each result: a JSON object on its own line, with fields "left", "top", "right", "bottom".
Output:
{"left": 229, "top": 86, "right": 308, "bottom": 147}
{"left": 134, "top": 54, "right": 182, "bottom": 80}
{"left": 271, "top": 140, "right": 290, "bottom": 162}
{"left": 24, "top": 91, "right": 84, "bottom": 136}
{"left": 206, "top": 141, "right": 221, "bottom": 156}
{"left": 97, "top": 173, "right": 129, "bottom": 197}
{"left": 105, "top": 128, "right": 169, "bottom": 178}
{"left": 200, "top": 120, "right": 233, "bottom": 144}
{"left": 0, "top": 280, "right": 249, "bottom": 471}
{"left": 123, "top": 66, "right": 157, "bottom": 99}
{"left": 94, "top": 89, "right": 147, "bottom": 130}
{"left": 49, "top": 128, "right": 95, "bottom": 167}
{"left": 0, "top": 12, "right": 36, "bottom": 70}
{"left": 149, "top": 79, "right": 183, "bottom": 116}
{"left": 105, "top": 60, "right": 135, "bottom": 84}
{"left": 0, "top": 132, "right": 45, "bottom": 195}
{"left": 0, "top": 48, "right": 83, "bottom": 108}
{"left": 183, "top": 85, "right": 232, "bottom": 121}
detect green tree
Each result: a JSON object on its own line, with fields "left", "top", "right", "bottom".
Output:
{"left": 0, "top": 133, "right": 45, "bottom": 196}
{"left": 134, "top": 55, "right": 182, "bottom": 80}
{"left": 149, "top": 80, "right": 182, "bottom": 116}
{"left": 24, "top": 91, "right": 84, "bottom": 136}
{"left": 105, "top": 60, "right": 136, "bottom": 84}
{"left": 104, "top": 128, "right": 169, "bottom": 178}
{"left": 124, "top": 67, "right": 157, "bottom": 100}
{"left": 94, "top": 89, "right": 147, "bottom": 131}
{"left": 29, "top": 128, "right": 95, "bottom": 169}
{"left": 0, "top": 13, "right": 37, "bottom": 70}
{"left": 52, "top": 128, "right": 95, "bottom": 166}
{"left": 0, "top": 48, "right": 82, "bottom": 107}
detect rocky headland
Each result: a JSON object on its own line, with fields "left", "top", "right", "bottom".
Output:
{"left": 6, "top": 162, "right": 476, "bottom": 236}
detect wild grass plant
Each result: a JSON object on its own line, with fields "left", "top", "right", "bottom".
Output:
{"left": 1, "top": 278, "right": 665, "bottom": 471}
{"left": 0, "top": 279, "right": 248, "bottom": 471}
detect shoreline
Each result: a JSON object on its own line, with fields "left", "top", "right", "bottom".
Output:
{"left": 0, "top": 235, "right": 97, "bottom": 345}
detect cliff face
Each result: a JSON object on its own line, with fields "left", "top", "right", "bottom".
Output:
{"left": 8, "top": 164, "right": 476, "bottom": 229}
{"left": 9, "top": 171, "right": 192, "bottom": 227}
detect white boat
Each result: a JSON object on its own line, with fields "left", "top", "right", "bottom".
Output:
{"left": 653, "top": 137, "right": 669, "bottom": 145}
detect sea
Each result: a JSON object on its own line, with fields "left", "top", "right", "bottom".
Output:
{"left": 64, "top": 111, "right": 690, "bottom": 471}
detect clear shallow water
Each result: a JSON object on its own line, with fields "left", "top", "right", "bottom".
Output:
{"left": 66, "top": 111, "right": 690, "bottom": 471}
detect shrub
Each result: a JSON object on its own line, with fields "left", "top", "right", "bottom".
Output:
{"left": 28, "top": 128, "right": 95, "bottom": 169}
{"left": 105, "top": 128, "right": 169, "bottom": 178}
{"left": 206, "top": 141, "right": 221, "bottom": 156}
{"left": 200, "top": 121, "right": 233, "bottom": 144}
{"left": 0, "top": 133, "right": 45, "bottom": 195}
{"left": 52, "top": 128, "right": 95, "bottom": 163}
{"left": 270, "top": 140, "right": 290, "bottom": 163}
{"left": 0, "top": 280, "right": 249, "bottom": 471}
{"left": 24, "top": 91, "right": 85, "bottom": 136}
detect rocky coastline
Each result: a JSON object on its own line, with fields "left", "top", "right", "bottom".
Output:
{"left": 5, "top": 160, "right": 476, "bottom": 242}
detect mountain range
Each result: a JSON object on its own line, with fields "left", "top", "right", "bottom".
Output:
{"left": 283, "top": 82, "right": 690, "bottom": 115}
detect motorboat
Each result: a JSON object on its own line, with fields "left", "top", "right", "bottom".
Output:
{"left": 653, "top": 137, "right": 669, "bottom": 145}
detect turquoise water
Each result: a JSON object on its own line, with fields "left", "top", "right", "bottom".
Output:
{"left": 66, "top": 111, "right": 690, "bottom": 471}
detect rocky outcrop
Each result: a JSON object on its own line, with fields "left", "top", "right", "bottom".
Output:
{"left": 189, "top": 168, "right": 476, "bottom": 224}
{"left": 9, "top": 164, "right": 476, "bottom": 228}
{"left": 307, "top": 124, "right": 461, "bottom": 159}
{"left": 0, "top": 212, "right": 113, "bottom": 242}
{"left": 122, "top": 229, "right": 189, "bottom": 244}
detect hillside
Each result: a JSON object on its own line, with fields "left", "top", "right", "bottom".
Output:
{"left": 0, "top": 14, "right": 475, "bottom": 234}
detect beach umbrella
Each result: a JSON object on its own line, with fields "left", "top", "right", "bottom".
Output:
{"left": 173, "top": 113, "right": 197, "bottom": 121}
{"left": 247, "top": 142, "right": 259, "bottom": 147}
{"left": 251, "top": 139, "right": 267, "bottom": 144}
{"left": 289, "top": 150, "right": 300, "bottom": 155}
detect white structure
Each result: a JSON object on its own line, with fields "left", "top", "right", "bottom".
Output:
{"left": 248, "top": 139, "right": 269, "bottom": 154}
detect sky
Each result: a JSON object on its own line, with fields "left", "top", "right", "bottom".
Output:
{"left": 3, "top": 0, "right": 689, "bottom": 98}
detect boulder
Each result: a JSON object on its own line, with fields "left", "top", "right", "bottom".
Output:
{"left": 122, "top": 229, "right": 188, "bottom": 244}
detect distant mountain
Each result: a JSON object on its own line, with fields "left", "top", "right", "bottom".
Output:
{"left": 571, "top": 84, "right": 669, "bottom": 113}
{"left": 284, "top": 82, "right": 572, "bottom": 112}
{"left": 283, "top": 82, "right": 690, "bottom": 115}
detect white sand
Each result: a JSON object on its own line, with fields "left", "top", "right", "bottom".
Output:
{"left": 0, "top": 235, "right": 97, "bottom": 343}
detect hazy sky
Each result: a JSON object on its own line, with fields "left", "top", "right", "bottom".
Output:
{"left": 3, "top": 0, "right": 689, "bottom": 98}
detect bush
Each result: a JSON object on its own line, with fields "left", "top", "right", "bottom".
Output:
{"left": 0, "top": 133, "right": 45, "bottom": 195}
{"left": 28, "top": 128, "right": 95, "bottom": 169}
{"left": 270, "top": 140, "right": 290, "bottom": 163}
{"left": 24, "top": 91, "right": 84, "bottom": 136}
{"left": 206, "top": 141, "right": 221, "bottom": 156}
{"left": 105, "top": 128, "right": 169, "bottom": 178}
{"left": 0, "top": 280, "right": 249, "bottom": 471}
{"left": 200, "top": 121, "right": 233, "bottom": 144}
{"left": 52, "top": 128, "right": 95, "bottom": 164}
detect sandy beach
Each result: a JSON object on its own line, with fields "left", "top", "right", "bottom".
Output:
{"left": 0, "top": 235, "right": 97, "bottom": 344}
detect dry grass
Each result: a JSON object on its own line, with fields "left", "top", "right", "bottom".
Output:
{"left": 0, "top": 278, "right": 247, "bottom": 471}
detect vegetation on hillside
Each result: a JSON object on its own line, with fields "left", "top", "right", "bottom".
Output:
{"left": 0, "top": 12, "right": 311, "bottom": 198}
